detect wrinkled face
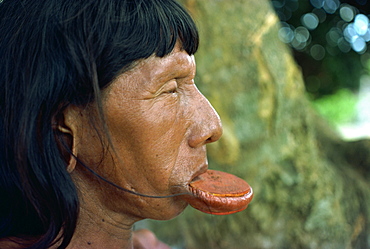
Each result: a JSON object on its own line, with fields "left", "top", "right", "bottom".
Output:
{"left": 74, "top": 43, "right": 222, "bottom": 221}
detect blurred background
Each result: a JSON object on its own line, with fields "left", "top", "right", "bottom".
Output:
{"left": 144, "top": 1, "right": 370, "bottom": 248}
{"left": 272, "top": 0, "right": 370, "bottom": 140}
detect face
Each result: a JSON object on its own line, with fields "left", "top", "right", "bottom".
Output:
{"left": 73, "top": 43, "right": 222, "bottom": 221}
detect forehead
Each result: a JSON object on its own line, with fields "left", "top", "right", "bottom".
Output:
{"left": 104, "top": 45, "right": 196, "bottom": 97}
{"left": 141, "top": 46, "right": 194, "bottom": 74}
{"left": 122, "top": 46, "right": 195, "bottom": 83}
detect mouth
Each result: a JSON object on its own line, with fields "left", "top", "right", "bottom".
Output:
{"left": 181, "top": 169, "right": 254, "bottom": 215}
{"left": 190, "top": 163, "right": 208, "bottom": 183}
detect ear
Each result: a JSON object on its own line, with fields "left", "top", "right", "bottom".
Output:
{"left": 54, "top": 105, "right": 82, "bottom": 173}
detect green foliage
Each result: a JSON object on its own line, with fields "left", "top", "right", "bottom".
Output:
{"left": 311, "top": 89, "right": 357, "bottom": 125}
{"left": 272, "top": 0, "right": 368, "bottom": 97}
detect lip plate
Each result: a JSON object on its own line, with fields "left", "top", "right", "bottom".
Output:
{"left": 182, "top": 169, "right": 254, "bottom": 215}
{"left": 189, "top": 170, "right": 252, "bottom": 196}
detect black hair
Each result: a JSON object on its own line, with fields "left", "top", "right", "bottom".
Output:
{"left": 0, "top": 0, "right": 198, "bottom": 248}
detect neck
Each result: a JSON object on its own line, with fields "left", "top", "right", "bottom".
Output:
{"left": 66, "top": 206, "right": 135, "bottom": 249}
{"left": 66, "top": 171, "right": 140, "bottom": 249}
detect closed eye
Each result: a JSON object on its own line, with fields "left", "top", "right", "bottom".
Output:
{"left": 164, "top": 88, "right": 177, "bottom": 94}
{"left": 160, "top": 80, "right": 178, "bottom": 95}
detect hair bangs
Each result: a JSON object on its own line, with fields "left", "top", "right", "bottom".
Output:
{"left": 86, "top": 0, "right": 199, "bottom": 88}
{"left": 154, "top": 0, "right": 199, "bottom": 57}
{"left": 131, "top": 0, "right": 199, "bottom": 59}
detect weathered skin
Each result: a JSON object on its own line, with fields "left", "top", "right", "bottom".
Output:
{"left": 183, "top": 170, "right": 253, "bottom": 215}
{"left": 59, "top": 42, "right": 223, "bottom": 249}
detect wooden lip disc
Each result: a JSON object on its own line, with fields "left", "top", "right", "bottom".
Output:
{"left": 183, "top": 170, "right": 253, "bottom": 215}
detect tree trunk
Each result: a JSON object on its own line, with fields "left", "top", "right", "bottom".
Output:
{"left": 147, "top": 0, "right": 370, "bottom": 248}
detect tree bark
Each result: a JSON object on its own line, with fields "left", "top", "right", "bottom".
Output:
{"left": 148, "top": 0, "right": 370, "bottom": 248}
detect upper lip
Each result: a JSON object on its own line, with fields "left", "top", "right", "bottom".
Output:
{"left": 190, "top": 162, "right": 208, "bottom": 183}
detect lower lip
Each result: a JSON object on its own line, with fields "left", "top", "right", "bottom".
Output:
{"left": 181, "top": 169, "right": 254, "bottom": 215}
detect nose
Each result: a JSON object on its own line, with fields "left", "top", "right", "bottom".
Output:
{"left": 188, "top": 87, "right": 223, "bottom": 148}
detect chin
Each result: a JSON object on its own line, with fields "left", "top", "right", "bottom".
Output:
{"left": 149, "top": 198, "right": 189, "bottom": 221}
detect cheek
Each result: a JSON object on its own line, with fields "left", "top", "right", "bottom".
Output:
{"left": 104, "top": 100, "right": 192, "bottom": 188}
{"left": 107, "top": 95, "right": 190, "bottom": 152}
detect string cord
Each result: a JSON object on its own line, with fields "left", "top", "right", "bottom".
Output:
{"left": 56, "top": 131, "right": 190, "bottom": 198}
{"left": 79, "top": 160, "right": 190, "bottom": 199}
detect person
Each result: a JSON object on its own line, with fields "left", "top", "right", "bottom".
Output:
{"left": 0, "top": 0, "right": 223, "bottom": 248}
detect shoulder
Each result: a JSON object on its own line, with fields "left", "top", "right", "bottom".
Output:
{"left": 132, "top": 229, "right": 171, "bottom": 249}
